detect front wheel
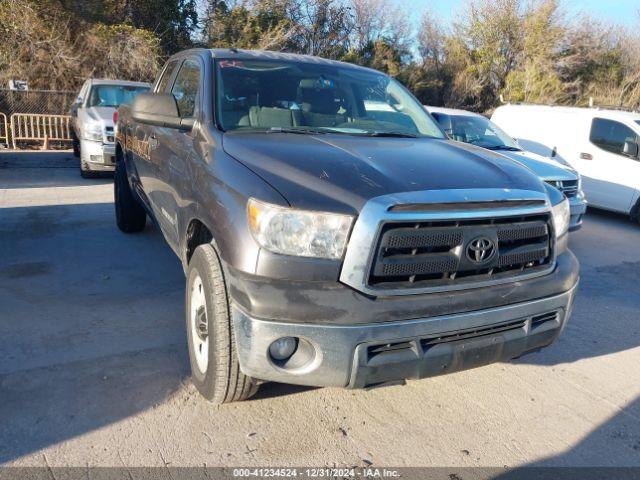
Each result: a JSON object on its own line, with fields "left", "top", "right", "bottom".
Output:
{"left": 72, "top": 138, "right": 80, "bottom": 158}
{"left": 186, "top": 244, "right": 258, "bottom": 403}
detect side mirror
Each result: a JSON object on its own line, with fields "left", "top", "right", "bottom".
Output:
{"left": 71, "top": 102, "right": 80, "bottom": 116}
{"left": 623, "top": 140, "right": 638, "bottom": 158}
{"left": 131, "top": 92, "right": 194, "bottom": 131}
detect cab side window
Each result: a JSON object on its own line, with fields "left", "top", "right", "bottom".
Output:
{"left": 590, "top": 118, "right": 638, "bottom": 156}
{"left": 156, "top": 60, "right": 179, "bottom": 93}
{"left": 171, "top": 59, "right": 201, "bottom": 118}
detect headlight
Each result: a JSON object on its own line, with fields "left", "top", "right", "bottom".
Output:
{"left": 577, "top": 173, "right": 583, "bottom": 193}
{"left": 551, "top": 198, "right": 570, "bottom": 239}
{"left": 248, "top": 199, "right": 353, "bottom": 259}
{"left": 84, "top": 121, "right": 103, "bottom": 141}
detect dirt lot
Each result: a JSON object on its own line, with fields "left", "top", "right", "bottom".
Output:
{"left": 1, "top": 151, "right": 639, "bottom": 469}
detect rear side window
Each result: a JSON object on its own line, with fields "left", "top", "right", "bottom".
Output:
{"left": 590, "top": 118, "right": 638, "bottom": 156}
{"left": 171, "top": 59, "right": 200, "bottom": 118}
{"left": 156, "top": 60, "right": 179, "bottom": 93}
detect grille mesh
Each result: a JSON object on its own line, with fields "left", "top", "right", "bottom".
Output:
{"left": 498, "top": 247, "right": 549, "bottom": 266}
{"left": 386, "top": 231, "right": 463, "bottom": 249}
{"left": 497, "top": 223, "right": 548, "bottom": 241}
{"left": 369, "top": 213, "right": 553, "bottom": 289}
{"left": 382, "top": 257, "right": 458, "bottom": 276}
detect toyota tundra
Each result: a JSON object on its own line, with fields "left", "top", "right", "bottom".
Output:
{"left": 114, "top": 49, "right": 579, "bottom": 403}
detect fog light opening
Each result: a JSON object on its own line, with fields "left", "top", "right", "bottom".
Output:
{"left": 268, "top": 337, "right": 298, "bottom": 362}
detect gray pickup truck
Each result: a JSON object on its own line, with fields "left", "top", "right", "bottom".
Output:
{"left": 115, "top": 49, "right": 579, "bottom": 403}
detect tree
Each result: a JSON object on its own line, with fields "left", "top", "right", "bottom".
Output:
{"left": 0, "top": 0, "right": 161, "bottom": 91}
{"left": 349, "top": 0, "right": 411, "bottom": 54}
{"left": 448, "top": 0, "right": 523, "bottom": 110}
{"left": 205, "top": 0, "right": 296, "bottom": 50}
{"left": 287, "top": 0, "right": 353, "bottom": 58}
{"left": 557, "top": 16, "right": 626, "bottom": 106}
{"left": 502, "top": 0, "right": 564, "bottom": 104}
{"left": 55, "top": 0, "right": 198, "bottom": 53}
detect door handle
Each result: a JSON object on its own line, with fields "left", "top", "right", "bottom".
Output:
{"left": 580, "top": 152, "right": 593, "bottom": 160}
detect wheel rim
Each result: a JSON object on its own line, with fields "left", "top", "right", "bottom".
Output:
{"left": 190, "top": 275, "right": 209, "bottom": 373}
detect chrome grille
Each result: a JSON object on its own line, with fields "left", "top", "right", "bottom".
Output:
{"left": 368, "top": 213, "right": 553, "bottom": 290}
{"left": 547, "top": 179, "right": 579, "bottom": 198}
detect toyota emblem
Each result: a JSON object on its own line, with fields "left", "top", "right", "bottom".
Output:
{"left": 466, "top": 236, "right": 496, "bottom": 264}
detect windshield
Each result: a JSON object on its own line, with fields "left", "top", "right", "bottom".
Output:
{"left": 215, "top": 59, "right": 444, "bottom": 138}
{"left": 440, "top": 114, "right": 519, "bottom": 150}
{"left": 87, "top": 85, "right": 149, "bottom": 108}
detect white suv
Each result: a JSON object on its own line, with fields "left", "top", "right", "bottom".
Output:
{"left": 71, "top": 79, "right": 150, "bottom": 178}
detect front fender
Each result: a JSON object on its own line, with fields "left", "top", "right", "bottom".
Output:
{"left": 177, "top": 146, "right": 287, "bottom": 274}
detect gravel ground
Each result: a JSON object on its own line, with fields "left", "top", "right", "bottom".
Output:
{"left": 1, "top": 151, "right": 639, "bottom": 469}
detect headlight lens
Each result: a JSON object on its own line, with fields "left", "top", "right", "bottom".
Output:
{"left": 84, "top": 121, "right": 103, "bottom": 141}
{"left": 248, "top": 199, "right": 353, "bottom": 259}
{"left": 551, "top": 198, "right": 570, "bottom": 239}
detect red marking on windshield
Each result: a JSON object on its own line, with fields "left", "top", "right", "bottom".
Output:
{"left": 219, "top": 60, "right": 245, "bottom": 68}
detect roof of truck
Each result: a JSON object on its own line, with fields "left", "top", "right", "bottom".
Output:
{"left": 203, "top": 48, "right": 383, "bottom": 74}
{"left": 88, "top": 79, "right": 151, "bottom": 87}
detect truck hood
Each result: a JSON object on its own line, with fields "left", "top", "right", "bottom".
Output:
{"left": 222, "top": 133, "right": 546, "bottom": 213}
{"left": 498, "top": 149, "right": 577, "bottom": 181}
{"left": 86, "top": 106, "right": 115, "bottom": 127}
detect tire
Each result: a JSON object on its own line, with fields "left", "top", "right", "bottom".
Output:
{"left": 73, "top": 138, "right": 80, "bottom": 158}
{"left": 185, "top": 244, "right": 258, "bottom": 404}
{"left": 631, "top": 199, "right": 640, "bottom": 225}
{"left": 80, "top": 159, "right": 98, "bottom": 178}
{"left": 114, "top": 160, "right": 146, "bottom": 233}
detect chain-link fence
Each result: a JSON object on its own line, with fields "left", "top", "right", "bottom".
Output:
{"left": 0, "top": 89, "right": 76, "bottom": 116}
{"left": 0, "top": 89, "right": 76, "bottom": 149}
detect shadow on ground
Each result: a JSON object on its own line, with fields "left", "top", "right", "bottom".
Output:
{"left": 0, "top": 200, "right": 187, "bottom": 463}
{"left": 0, "top": 151, "right": 112, "bottom": 189}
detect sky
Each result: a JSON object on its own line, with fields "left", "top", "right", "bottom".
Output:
{"left": 404, "top": 0, "right": 639, "bottom": 27}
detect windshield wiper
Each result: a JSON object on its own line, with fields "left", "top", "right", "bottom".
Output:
{"left": 362, "top": 131, "right": 419, "bottom": 138}
{"left": 267, "top": 127, "right": 326, "bottom": 135}
{"left": 485, "top": 145, "right": 521, "bottom": 151}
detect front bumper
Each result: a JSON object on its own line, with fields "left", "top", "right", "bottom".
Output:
{"left": 80, "top": 139, "right": 116, "bottom": 171}
{"left": 232, "top": 282, "right": 578, "bottom": 388}
{"left": 568, "top": 195, "right": 587, "bottom": 231}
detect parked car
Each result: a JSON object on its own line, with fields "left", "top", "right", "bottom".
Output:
{"left": 427, "top": 106, "right": 587, "bottom": 230}
{"left": 115, "top": 49, "right": 579, "bottom": 403}
{"left": 491, "top": 104, "right": 640, "bottom": 221}
{"left": 71, "top": 79, "right": 150, "bottom": 178}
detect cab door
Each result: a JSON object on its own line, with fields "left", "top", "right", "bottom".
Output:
{"left": 150, "top": 57, "right": 202, "bottom": 251}
{"left": 578, "top": 117, "right": 640, "bottom": 213}
{"left": 131, "top": 59, "right": 180, "bottom": 237}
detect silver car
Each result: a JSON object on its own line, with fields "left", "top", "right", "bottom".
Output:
{"left": 71, "top": 79, "right": 150, "bottom": 177}
{"left": 427, "top": 106, "right": 588, "bottom": 230}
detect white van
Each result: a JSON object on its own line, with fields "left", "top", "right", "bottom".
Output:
{"left": 491, "top": 104, "right": 640, "bottom": 220}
